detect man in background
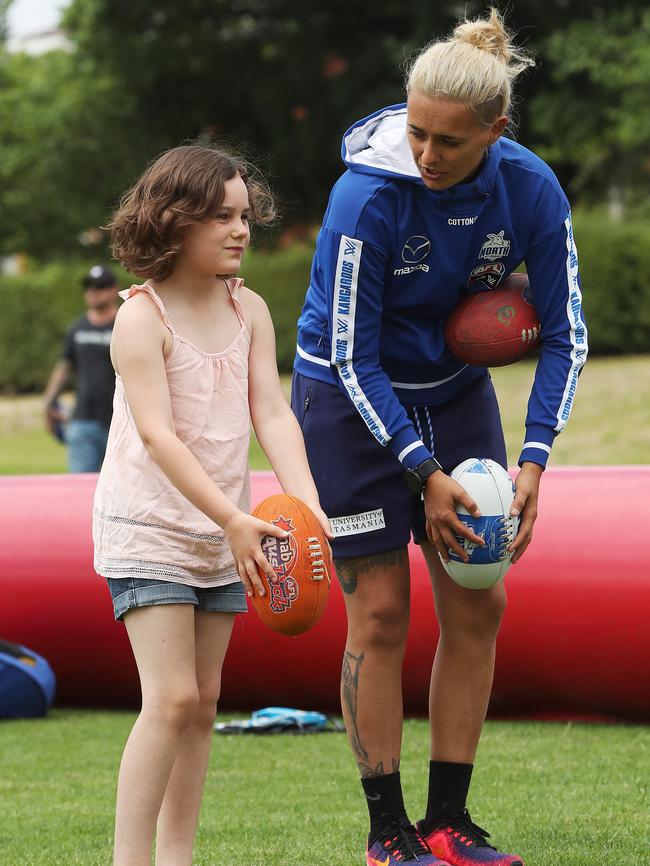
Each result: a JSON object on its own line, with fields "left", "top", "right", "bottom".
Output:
{"left": 43, "top": 265, "right": 119, "bottom": 472}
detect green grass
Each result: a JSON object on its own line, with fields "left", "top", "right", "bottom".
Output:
{"left": 0, "top": 428, "right": 68, "bottom": 474}
{"left": 490, "top": 354, "right": 650, "bottom": 465}
{"left": 1, "top": 362, "right": 648, "bottom": 864}
{"left": 0, "top": 711, "right": 647, "bottom": 865}
{"left": 1, "top": 356, "right": 649, "bottom": 475}
{"left": 0, "top": 397, "right": 270, "bottom": 474}
{"left": 0, "top": 426, "right": 269, "bottom": 474}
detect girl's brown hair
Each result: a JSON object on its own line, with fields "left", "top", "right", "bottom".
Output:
{"left": 110, "top": 144, "right": 276, "bottom": 280}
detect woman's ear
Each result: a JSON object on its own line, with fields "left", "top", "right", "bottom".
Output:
{"left": 489, "top": 115, "right": 508, "bottom": 144}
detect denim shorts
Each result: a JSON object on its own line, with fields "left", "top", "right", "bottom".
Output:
{"left": 105, "top": 576, "right": 248, "bottom": 621}
{"left": 291, "top": 371, "right": 507, "bottom": 559}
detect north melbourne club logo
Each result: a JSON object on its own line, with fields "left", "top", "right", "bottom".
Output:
{"left": 401, "top": 235, "right": 431, "bottom": 264}
{"left": 261, "top": 516, "right": 299, "bottom": 613}
{"left": 479, "top": 230, "right": 511, "bottom": 261}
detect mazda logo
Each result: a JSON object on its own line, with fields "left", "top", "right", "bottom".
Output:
{"left": 402, "top": 235, "right": 431, "bottom": 264}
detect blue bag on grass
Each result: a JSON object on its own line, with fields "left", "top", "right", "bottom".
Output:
{"left": 0, "top": 640, "right": 56, "bottom": 719}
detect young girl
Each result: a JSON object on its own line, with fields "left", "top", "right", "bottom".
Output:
{"left": 92, "top": 144, "right": 330, "bottom": 866}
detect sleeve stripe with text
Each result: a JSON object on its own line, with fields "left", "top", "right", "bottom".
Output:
{"left": 555, "top": 214, "right": 588, "bottom": 433}
{"left": 330, "top": 235, "right": 390, "bottom": 445}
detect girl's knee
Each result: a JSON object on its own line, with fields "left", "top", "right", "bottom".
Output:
{"left": 192, "top": 687, "right": 221, "bottom": 730}
{"left": 145, "top": 686, "right": 201, "bottom": 730}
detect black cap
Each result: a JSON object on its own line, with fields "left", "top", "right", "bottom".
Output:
{"left": 82, "top": 265, "right": 117, "bottom": 289}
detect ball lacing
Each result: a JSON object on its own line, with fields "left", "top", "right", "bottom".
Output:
{"left": 497, "top": 516, "right": 518, "bottom": 558}
{"left": 307, "top": 537, "right": 325, "bottom": 580}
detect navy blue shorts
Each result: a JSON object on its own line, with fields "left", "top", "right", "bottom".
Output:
{"left": 291, "top": 372, "right": 507, "bottom": 559}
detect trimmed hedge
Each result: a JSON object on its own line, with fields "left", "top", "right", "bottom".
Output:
{"left": 0, "top": 262, "right": 107, "bottom": 394}
{"left": 1, "top": 214, "right": 649, "bottom": 393}
{"left": 571, "top": 214, "right": 650, "bottom": 355}
{"left": 241, "top": 244, "right": 313, "bottom": 374}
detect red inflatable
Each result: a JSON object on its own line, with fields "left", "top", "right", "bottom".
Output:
{"left": 0, "top": 469, "right": 648, "bottom": 721}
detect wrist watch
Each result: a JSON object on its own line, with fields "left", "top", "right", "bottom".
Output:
{"left": 404, "top": 457, "right": 443, "bottom": 494}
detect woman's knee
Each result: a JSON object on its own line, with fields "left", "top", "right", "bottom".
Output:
{"left": 348, "top": 598, "right": 410, "bottom": 650}
{"left": 439, "top": 586, "right": 507, "bottom": 641}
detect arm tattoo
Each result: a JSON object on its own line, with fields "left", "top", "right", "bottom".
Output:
{"left": 342, "top": 649, "right": 367, "bottom": 762}
{"left": 336, "top": 548, "right": 408, "bottom": 595}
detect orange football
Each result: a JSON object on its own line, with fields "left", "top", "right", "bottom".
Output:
{"left": 250, "top": 494, "right": 331, "bottom": 636}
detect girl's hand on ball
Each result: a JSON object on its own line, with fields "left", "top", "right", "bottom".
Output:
{"left": 224, "top": 512, "right": 288, "bottom": 597}
{"left": 424, "top": 471, "right": 484, "bottom": 562}
{"left": 508, "top": 461, "right": 543, "bottom": 564}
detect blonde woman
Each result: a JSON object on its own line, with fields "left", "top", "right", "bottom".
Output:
{"left": 292, "top": 9, "right": 586, "bottom": 866}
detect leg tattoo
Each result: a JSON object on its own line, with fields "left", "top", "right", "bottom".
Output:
{"left": 357, "top": 758, "right": 400, "bottom": 778}
{"left": 336, "top": 549, "right": 408, "bottom": 595}
{"left": 336, "top": 560, "right": 359, "bottom": 595}
{"left": 357, "top": 760, "right": 385, "bottom": 778}
{"left": 342, "top": 649, "right": 367, "bottom": 762}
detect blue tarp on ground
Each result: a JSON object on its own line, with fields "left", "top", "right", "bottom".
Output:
{"left": 0, "top": 640, "right": 56, "bottom": 718}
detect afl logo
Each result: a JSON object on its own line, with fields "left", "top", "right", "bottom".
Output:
{"left": 402, "top": 235, "right": 431, "bottom": 264}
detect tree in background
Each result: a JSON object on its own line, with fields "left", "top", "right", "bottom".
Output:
{"left": 0, "top": 0, "right": 10, "bottom": 44}
{"left": 62, "top": 0, "right": 453, "bottom": 224}
{"left": 0, "top": 47, "right": 140, "bottom": 258}
{"left": 528, "top": 7, "right": 650, "bottom": 211}
{"left": 1, "top": 0, "right": 648, "bottom": 259}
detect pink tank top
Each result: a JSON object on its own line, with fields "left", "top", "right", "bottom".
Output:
{"left": 93, "top": 279, "right": 250, "bottom": 587}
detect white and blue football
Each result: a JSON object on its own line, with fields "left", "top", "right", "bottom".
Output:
{"left": 441, "top": 458, "right": 519, "bottom": 590}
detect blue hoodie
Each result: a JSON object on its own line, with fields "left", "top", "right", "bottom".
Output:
{"left": 294, "top": 103, "right": 587, "bottom": 470}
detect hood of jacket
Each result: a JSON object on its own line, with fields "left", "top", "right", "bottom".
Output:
{"left": 341, "top": 102, "right": 502, "bottom": 208}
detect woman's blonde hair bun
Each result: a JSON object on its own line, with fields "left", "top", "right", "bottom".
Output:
{"left": 406, "top": 7, "right": 534, "bottom": 126}
{"left": 453, "top": 8, "right": 533, "bottom": 77}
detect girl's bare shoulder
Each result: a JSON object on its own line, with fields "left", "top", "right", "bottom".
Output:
{"left": 115, "top": 289, "right": 165, "bottom": 326}
{"left": 238, "top": 283, "right": 271, "bottom": 322}
{"left": 113, "top": 289, "right": 171, "bottom": 354}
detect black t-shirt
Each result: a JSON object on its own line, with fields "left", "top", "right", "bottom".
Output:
{"left": 62, "top": 315, "right": 116, "bottom": 427}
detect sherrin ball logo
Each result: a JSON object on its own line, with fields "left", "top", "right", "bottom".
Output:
{"left": 260, "top": 517, "right": 299, "bottom": 613}
{"left": 441, "top": 458, "right": 519, "bottom": 590}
